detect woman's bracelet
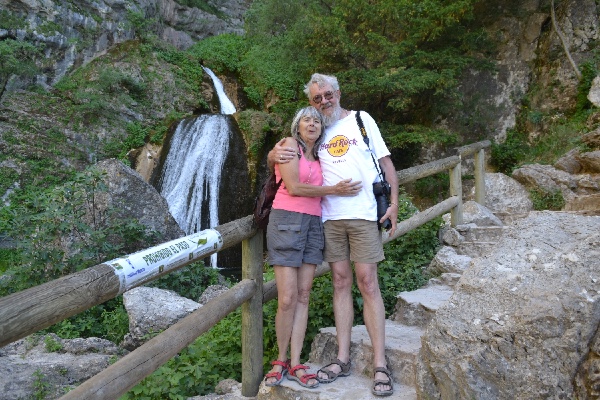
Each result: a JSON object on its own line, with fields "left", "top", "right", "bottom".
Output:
{"left": 389, "top": 202, "right": 399, "bottom": 208}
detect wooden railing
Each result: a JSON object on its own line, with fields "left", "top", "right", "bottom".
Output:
{"left": 0, "top": 140, "right": 490, "bottom": 399}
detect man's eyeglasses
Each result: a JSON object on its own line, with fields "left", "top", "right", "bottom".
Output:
{"left": 312, "top": 91, "right": 335, "bottom": 104}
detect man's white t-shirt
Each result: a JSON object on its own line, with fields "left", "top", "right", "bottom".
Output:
{"left": 317, "top": 110, "right": 391, "bottom": 223}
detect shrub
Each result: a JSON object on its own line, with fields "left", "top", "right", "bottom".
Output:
{"left": 490, "top": 129, "right": 528, "bottom": 174}
{"left": 530, "top": 188, "right": 565, "bottom": 211}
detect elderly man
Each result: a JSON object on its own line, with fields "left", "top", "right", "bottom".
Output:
{"left": 269, "top": 73, "right": 398, "bottom": 396}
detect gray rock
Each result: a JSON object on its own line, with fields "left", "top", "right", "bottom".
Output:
{"left": 582, "top": 128, "right": 600, "bottom": 149}
{"left": 425, "top": 246, "right": 472, "bottom": 276}
{"left": 576, "top": 150, "right": 600, "bottom": 173}
{"left": 588, "top": 76, "right": 600, "bottom": 107}
{"left": 470, "top": 173, "right": 533, "bottom": 214}
{"left": 96, "top": 158, "right": 184, "bottom": 241}
{"left": 440, "top": 226, "right": 464, "bottom": 246}
{"left": 198, "top": 285, "right": 230, "bottom": 305}
{"left": 512, "top": 163, "right": 578, "bottom": 201}
{"left": 462, "top": 200, "right": 504, "bottom": 226}
{"left": 0, "top": 334, "right": 125, "bottom": 400}
{"left": 417, "top": 212, "right": 600, "bottom": 399}
{"left": 4, "top": 0, "right": 249, "bottom": 90}
{"left": 555, "top": 148, "right": 582, "bottom": 174}
{"left": 122, "top": 286, "right": 201, "bottom": 350}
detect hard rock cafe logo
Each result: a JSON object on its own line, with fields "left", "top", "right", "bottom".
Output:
{"left": 320, "top": 135, "right": 358, "bottom": 157}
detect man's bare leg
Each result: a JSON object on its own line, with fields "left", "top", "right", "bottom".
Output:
{"left": 355, "top": 262, "right": 391, "bottom": 392}
{"left": 317, "top": 259, "right": 353, "bottom": 380}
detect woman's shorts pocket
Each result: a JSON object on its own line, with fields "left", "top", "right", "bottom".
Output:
{"left": 271, "top": 223, "right": 304, "bottom": 251}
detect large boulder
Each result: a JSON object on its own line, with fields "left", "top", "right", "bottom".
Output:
{"left": 122, "top": 286, "right": 201, "bottom": 350}
{"left": 417, "top": 211, "right": 600, "bottom": 399}
{"left": 96, "top": 158, "right": 184, "bottom": 241}
{"left": 469, "top": 173, "right": 533, "bottom": 215}
{"left": 512, "top": 163, "right": 579, "bottom": 202}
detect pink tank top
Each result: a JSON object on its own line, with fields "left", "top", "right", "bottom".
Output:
{"left": 272, "top": 145, "right": 323, "bottom": 216}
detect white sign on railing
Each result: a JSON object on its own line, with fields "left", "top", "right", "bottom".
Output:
{"left": 107, "top": 229, "right": 223, "bottom": 293}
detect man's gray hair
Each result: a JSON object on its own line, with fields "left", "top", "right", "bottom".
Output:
{"left": 303, "top": 73, "right": 340, "bottom": 98}
{"left": 291, "top": 106, "right": 324, "bottom": 160}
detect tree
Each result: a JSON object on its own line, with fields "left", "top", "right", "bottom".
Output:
{"left": 0, "top": 38, "right": 41, "bottom": 101}
{"left": 550, "top": 0, "right": 581, "bottom": 80}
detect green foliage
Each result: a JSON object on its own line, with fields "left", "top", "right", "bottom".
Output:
{"left": 0, "top": 167, "right": 156, "bottom": 341}
{"left": 153, "top": 47, "right": 209, "bottom": 110}
{"left": 0, "top": 38, "right": 42, "bottom": 82}
{"left": 44, "top": 335, "right": 63, "bottom": 352}
{"left": 414, "top": 174, "right": 450, "bottom": 204}
{"left": 379, "top": 194, "right": 441, "bottom": 314}
{"left": 529, "top": 188, "right": 565, "bottom": 211}
{"left": 0, "top": 249, "right": 19, "bottom": 273}
{"left": 55, "top": 66, "right": 148, "bottom": 125}
{"left": 125, "top": 10, "right": 161, "bottom": 42}
{"left": 175, "top": 0, "right": 225, "bottom": 18}
{"left": 241, "top": 0, "right": 483, "bottom": 149}
{"left": 576, "top": 60, "right": 599, "bottom": 113}
{"left": 124, "top": 309, "right": 244, "bottom": 399}
{"left": 103, "top": 121, "right": 149, "bottom": 160}
{"left": 45, "top": 297, "right": 129, "bottom": 343}
{"left": 490, "top": 129, "right": 529, "bottom": 174}
{"left": 188, "top": 34, "right": 247, "bottom": 73}
{"left": 32, "top": 369, "right": 51, "bottom": 400}
{"left": 1, "top": 166, "right": 159, "bottom": 294}
{"left": 149, "top": 262, "right": 225, "bottom": 300}
{"left": 0, "top": 10, "right": 28, "bottom": 30}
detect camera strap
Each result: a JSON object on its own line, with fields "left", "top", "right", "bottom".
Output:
{"left": 355, "top": 111, "right": 386, "bottom": 183}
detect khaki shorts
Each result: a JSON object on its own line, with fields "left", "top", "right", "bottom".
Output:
{"left": 323, "top": 219, "right": 384, "bottom": 264}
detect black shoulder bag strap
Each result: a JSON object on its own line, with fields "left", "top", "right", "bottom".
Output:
{"left": 356, "top": 111, "right": 385, "bottom": 183}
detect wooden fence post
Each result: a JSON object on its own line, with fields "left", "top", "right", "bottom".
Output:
{"left": 474, "top": 148, "right": 486, "bottom": 205}
{"left": 241, "top": 231, "right": 264, "bottom": 396}
{"left": 450, "top": 161, "right": 463, "bottom": 226}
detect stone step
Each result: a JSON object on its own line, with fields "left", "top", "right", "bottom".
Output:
{"left": 390, "top": 284, "right": 454, "bottom": 328}
{"left": 257, "top": 369, "right": 417, "bottom": 400}
{"left": 493, "top": 212, "right": 530, "bottom": 224}
{"left": 459, "top": 225, "right": 508, "bottom": 242}
{"left": 308, "top": 320, "right": 424, "bottom": 387}
{"left": 455, "top": 240, "right": 497, "bottom": 258}
{"left": 425, "top": 272, "right": 462, "bottom": 288}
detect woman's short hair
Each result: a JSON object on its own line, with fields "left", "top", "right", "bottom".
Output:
{"left": 290, "top": 106, "right": 324, "bottom": 160}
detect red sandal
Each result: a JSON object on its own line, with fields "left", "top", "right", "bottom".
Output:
{"left": 263, "top": 360, "right": 289, "bottom": 387}
{"left": 287, "top": 364, "right": 319, "bottom": 388}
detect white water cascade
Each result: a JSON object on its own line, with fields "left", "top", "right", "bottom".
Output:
{"left": 159, "top": 67, "right": 236, "bottom": 267}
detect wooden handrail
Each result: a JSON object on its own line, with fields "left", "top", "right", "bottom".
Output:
{"left": 60, "top": 279, "right": 257, "bottom": 400}
{"left": 396, "top": 155, "right": 460, "bottom": 185}
{"left": 0, "top": 217, "right": 259, "bottom": 348}
{"left": 456, "top": 140, "right": 491, "bottom": 158}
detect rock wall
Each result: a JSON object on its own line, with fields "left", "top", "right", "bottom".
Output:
{"left": 417, "top": 211, "right": 600, "bottom": 399}
{"left": 427, "top": 0, "right": 598, "bottom": 165}
{"left": 0, "top": 0, "right": 249, "bottom": 90}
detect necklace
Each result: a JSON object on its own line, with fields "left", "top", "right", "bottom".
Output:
{"left": 304, "top": 159, "right": 314, "bottom": 184}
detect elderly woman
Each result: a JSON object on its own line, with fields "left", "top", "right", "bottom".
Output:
{"left": 263, "top": 106, "right": 361, "bottom": 389}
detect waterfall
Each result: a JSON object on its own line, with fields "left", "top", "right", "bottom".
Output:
{"left": 202, "top": 66, "right": 236, "bottom": 115}
{"left": 159, "top": 67, "right": 236, "bottom": 267}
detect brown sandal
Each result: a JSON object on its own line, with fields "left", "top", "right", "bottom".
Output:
{"left": 372, "top": 367, "right": 394, "bottom": 396}
{"left": 317, "top": 358, "right": 351, "bottom": 383}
